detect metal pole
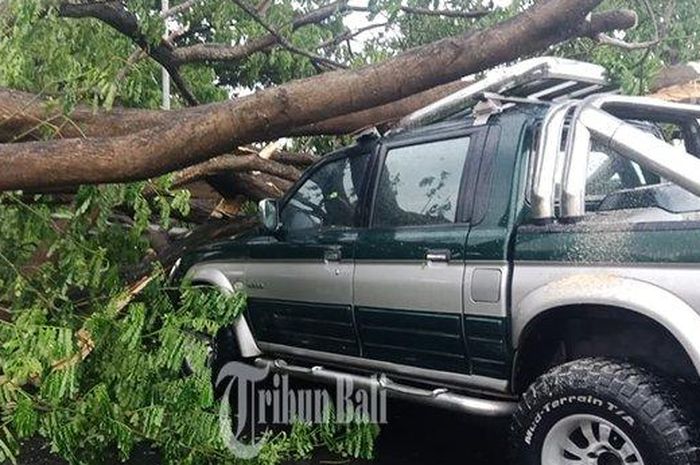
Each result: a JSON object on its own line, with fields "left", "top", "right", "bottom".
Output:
{"left": 580, "top": 107, "right": 700, "bottom": 200}
{"left": 161, "top": 0, "right": 171, "bottom": 110}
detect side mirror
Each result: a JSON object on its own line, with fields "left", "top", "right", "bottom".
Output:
{"left": 258, "top": 198, "right": 280, "bottom": 233}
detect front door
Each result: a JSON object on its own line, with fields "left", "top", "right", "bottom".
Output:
{"left": 245, "top": 149, "right": 371, "bottom": 357}
{"left": 353, "top": 127, "right": 484, "bottom": 374}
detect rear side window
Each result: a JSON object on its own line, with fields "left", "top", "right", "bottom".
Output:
{"left": 586, "top": 141, "right": 651, "bottom": 201}
{"left": 372, "top": 137, "right": 471, "bottom": 227}
{"left": 583, "top": 124, "right": 700, "bottom": 214}
{"left": 281, "top": 153, "right": 369, "bottom": 233}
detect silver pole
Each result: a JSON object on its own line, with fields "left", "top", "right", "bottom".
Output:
{"left": 579, "top": 107, "right": 700, "bottom": 199}
{"left": 161, "top": 0, "right": 171, "bottom": 110}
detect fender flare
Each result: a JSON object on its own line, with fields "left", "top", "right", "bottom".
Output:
{"left": 186, "top": 265, "right": 261, "bottom": 359}
{"left": 513, "top": 273, "right": 700, "bottom": 375}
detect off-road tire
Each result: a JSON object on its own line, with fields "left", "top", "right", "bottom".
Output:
{"left": 510, "top": 358, "right": 700, "bottom": 465}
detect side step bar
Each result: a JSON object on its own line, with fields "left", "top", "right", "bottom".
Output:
{"left": 254, "top": 357, "right": 516, "bottom": 418}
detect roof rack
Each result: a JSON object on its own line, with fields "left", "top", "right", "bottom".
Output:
{"left": 394, "top": 57, "right": 612, "bottom": 132}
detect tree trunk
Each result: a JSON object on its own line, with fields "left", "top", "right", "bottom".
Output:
{"left": 0, "top": 80, "right": 468, "bottom": 142}
{"left": 0, "top": 0, "right": 635, "bottom": 192}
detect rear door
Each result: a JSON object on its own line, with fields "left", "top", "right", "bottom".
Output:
{"left": 353, "top": 125, "right": 485, "bottom": 374}
{"left": 245, "top": 148, "right": 371, "bottom": 357}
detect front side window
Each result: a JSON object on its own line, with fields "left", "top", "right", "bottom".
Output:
{"left": 372, "top": 137, "right": 471, "bottom": 227}
{"left": 281, "top": 154, "right": 369, "bottom": 234}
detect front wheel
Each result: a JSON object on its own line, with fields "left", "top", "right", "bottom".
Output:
{"left": 510, "top": 358, "right": 700, "bottom": 465}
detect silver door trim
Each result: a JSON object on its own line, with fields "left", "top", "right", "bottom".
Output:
{"left": 245, "top": 260, "right": 354, "bottom": 305}
{"left": 354, "top": 261, "right": 465, "bottom": 314}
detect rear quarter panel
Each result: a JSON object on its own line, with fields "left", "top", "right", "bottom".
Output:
{"left": 512, "top": 220, "right": 700, "bottom": 373}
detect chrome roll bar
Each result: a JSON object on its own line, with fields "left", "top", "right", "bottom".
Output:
{"left": 533, "top": 94, "right": 700, "bottom": 222}
{"left": 531, "top": 101, "right": 578, "bottom": 221}
{"left": 559, "top": 101, "right": 592, "bottom": 220}
{"left": 579, "top": 108, "right": 700, "bottom": 198}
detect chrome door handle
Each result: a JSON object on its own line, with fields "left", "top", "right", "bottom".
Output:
{"left": 324, "top": 248, "right": 342, "bottom": 262}
{"left": 425, "top": 250, "right": 450, "bottom": 262}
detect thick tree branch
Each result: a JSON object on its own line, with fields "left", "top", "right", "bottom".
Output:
{"left": 231, "top": 172, "right": 293, "bottom": 198}
{"left": 1, "top": 8, "right": 633, "bottom": 146}
{"left": 173, "top": 152, "right": 303, "bottom": 187}
{"left": 0, "top": 79, "right": 468, "bottom": 142}
{"left": 0, "top": 87, "right": 223, "bottom": 143}
{"left": 229, "top": 0, "right": 347, "bottom": 69}
{"left": 592, "top": 0, "right": 658, "bottom": 50}
{"left": 173, "top": 0, "right": 351, "bottom": 64}
{"left": 0, "top": 1, "right": 638, "bottom": 191}
{"left": 0, "top": 87, "right": 174, "bottom": 142}
{"left": 203, "top": 171, "right": 292, "bottom": 204}
{"left": 268, "top": 150, "right": 319, "bottom": 166}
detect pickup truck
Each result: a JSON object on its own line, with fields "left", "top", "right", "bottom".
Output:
{"left": 173, "top": 58, "right": 700, "bottom": 465}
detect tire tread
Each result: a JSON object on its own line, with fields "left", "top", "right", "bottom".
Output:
{"left": 510, "top": 358, "right": 700, "bottom": 465}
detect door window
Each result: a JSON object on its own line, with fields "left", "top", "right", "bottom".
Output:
{"left": 281, "top": 154, "right": 369, "bottom": 233}
{"left": 372, "top": 137, "right": 471, "bottom": 227}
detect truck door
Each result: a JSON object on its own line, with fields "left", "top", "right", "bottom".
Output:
{"left": 245, "top": 149, "right": 371, "bottom": 357}
{"left": 353, "top": 125, "right": 485, "bottom": 374}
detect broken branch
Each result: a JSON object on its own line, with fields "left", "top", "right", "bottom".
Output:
{"left": 229, "top": 0, "right": 347, "bottom": 69}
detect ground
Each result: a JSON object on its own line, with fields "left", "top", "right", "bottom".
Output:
{"left": 358, "top": 400, "right": 508, "bottom": 465}
{"left": 15, "top": 400, "right": 508, "bottom": 465}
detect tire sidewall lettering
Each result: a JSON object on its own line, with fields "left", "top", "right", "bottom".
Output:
{"left": 524, "top": 394, "right": 635, "bottom": 446}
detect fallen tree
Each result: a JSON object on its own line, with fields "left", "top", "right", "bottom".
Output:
{"left": 0, "top": 80, "right": 469, "bottom": 142}
{"left": 0, "top": 0, "right": 636, "bottom": 192}
{"left": 0, "top": 1, "right": 651, "bottom": 463}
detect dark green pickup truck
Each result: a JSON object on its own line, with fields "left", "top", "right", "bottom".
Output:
{"left": 173, "top": 58, "right": 700, "bottom": 465}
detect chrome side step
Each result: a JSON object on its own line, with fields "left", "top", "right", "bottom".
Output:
{"left": 254, "top": 357, "right": 516, "bottom": 418}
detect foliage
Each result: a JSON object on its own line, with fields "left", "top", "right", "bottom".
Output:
{"left": 383, "top": 0, "right": 700, "bottom": 94}
{"left": 0, "top": 0, "right": 345, "bottom": 110}
{"left": 1, "top": 0, "right": 164, "bottom": 110}
{"left": 0, "top": 183, "right": 378, "bottom": 464}
{"left": 0, "top": 0, "right": 691, "bottom": 463}
{"left": 0, "top": 0, "right": 389, "bottom": 461}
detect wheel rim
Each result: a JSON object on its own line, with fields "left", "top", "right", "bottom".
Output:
{"left": 541, "top": 414, "right": 644, "bottom": 465}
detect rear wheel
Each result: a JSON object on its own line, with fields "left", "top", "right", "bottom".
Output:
{"left": 510, "top": 358, "right": 700, "bottom": 465}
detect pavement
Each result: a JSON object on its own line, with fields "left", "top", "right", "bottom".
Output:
{"left": 365, "top": 399, "right": 509, "bottom": 465}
